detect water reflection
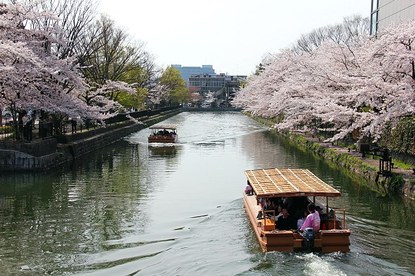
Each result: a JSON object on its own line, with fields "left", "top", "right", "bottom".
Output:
{"left": 148, "top": 145, "right": 178, "bottom": 158}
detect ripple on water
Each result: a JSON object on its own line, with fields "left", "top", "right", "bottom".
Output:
{"left": 73, "top": 234, "right": 178, "bottom": 275}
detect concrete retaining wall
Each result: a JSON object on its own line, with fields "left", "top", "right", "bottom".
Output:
{"left": 0, "top": 138, "right": 57, "bottom": 157}
{"left": 0, "top": 149, "right": 65, "bottom": 171}
{"left": 67, "top": 121, "right": 147, "bottom": 158}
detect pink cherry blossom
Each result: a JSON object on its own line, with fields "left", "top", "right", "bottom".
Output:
{"left": 233, "top": 20, "right": 415, "bottom": 143}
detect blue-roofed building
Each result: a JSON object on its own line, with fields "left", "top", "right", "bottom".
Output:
{"left": 172, "top": 64, "right": 215, "bottom": 85}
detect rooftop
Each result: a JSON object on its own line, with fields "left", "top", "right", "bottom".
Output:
{"left": 149, "top": 124, "right": 177, "bottom": 130}
{"left": 245, "top": 168, "right": 341, "bottom": 198}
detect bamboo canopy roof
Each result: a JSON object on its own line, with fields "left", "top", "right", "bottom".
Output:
{"left": 149, "top": 124, "right": 177, "bottom": 130}
{"left": 245, "top": 168, "right": 341, "bottom": 198}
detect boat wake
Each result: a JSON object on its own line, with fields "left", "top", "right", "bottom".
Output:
{"left": 72, "top": 235, "right": 178, "bottom": 275}
{"left": 299, "top": 253, "right": 347, "bottom": 276}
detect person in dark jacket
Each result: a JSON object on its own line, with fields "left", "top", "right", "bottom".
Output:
{"left": 276, "top": 206, "right": 295, "bottom": 230}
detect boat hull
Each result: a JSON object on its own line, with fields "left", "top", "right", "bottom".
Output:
{"left": 148, "top": 135, "right": 177, "bottom": 143}
{"left": 243, "top": 193, "right": 350, "bottom": 253}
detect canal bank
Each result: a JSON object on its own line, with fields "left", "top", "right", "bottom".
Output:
{"left": 252, "top": 116, "right": 415, "bottom": 200}
{"left": 0, "top": 108, "right": 182, "bottom": 171}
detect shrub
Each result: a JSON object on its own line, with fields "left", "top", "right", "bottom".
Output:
{"left": 0, "top": 126, "right": 13, "bottom": 134}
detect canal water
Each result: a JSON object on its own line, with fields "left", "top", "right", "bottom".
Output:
{"left": 0, "top": 112, "right": 414, "bottom": 275}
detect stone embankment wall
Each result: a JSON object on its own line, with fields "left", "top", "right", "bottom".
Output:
{"left": 278, "top": 131, "right": 415, "bottom": 200}
{"left": 0, "top": 138, "right": 63, "bottom": 171}
{"left": 0, "top": 109, "right": 181, "bottom": 171}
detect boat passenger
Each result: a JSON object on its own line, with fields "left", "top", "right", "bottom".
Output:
{"left": 315, "top": 205, "right": 322, "bottom": 214}
{"left": 245, "top": 183, "right": 253, "bottom": 195}
{"left": 275, "top": 204, "right": 283, "bottom": 220}
{"left": 264, "top": 198, "right": 272, "bottom": 210}
{"left": 296, "top": 210, "right": 307, "bottom": 230}
{"left": 276, "top": 206, "right": 295, "bottom": 230}
{"left": 256, "top": 210, "right": 263, "bottom": 220}
{"left": 258, "top": 197, "right": 266, "bottom": 209}
{"left": 267, "top": 199, "right": 277, "bottom": 211}
{"left": 300, "top": 203, "right": 321, "bottom": 232}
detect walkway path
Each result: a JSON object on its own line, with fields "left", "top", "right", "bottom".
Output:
{"left": 311, "top": 137, "right": 415, "bottom": 182}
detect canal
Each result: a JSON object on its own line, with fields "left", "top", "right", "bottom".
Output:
{"left": 0, "top": 111, "right": 414, "bottom": 275}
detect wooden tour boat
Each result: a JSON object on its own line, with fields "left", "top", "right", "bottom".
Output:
{"left": 243, "top": 168, "right": 351, "bottom": 253}
{"left": 148, "top": 124, "right": 177, "bottom": 143}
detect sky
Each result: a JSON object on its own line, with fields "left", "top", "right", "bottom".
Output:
{"left": 98, "top": 0, "right": 371, "bottom": 76}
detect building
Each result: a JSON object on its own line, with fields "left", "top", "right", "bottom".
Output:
{"left": 188, "top": 73, "right": 226, "bottom": 94}
{"left": 188, "top": 73, "right": 247, "bottom": 107}
{"left": 370, "top": 0, "right": 415, "bottom": 35}
{"left": 172, "top": 64, "right": 215, "bottom": 85}
{"left": 172, "top": 64, "right": 246, "bottom": 107}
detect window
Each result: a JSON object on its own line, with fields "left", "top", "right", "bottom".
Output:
{"left": 371, "top": 0, "right": 379, "bottom": 11}
{"left": 370, "top": 0, "right": 379, "bottom": 35}
{"left": 370, "top": 12, "right": 378, "bottom": 35}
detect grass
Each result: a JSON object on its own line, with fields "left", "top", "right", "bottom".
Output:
{"left": 392, "top": 159, "right": 413, "bottom": 170}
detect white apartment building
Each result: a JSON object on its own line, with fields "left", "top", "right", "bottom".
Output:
{"left": 370, "top": 0, "right": 415, "bottom": 34}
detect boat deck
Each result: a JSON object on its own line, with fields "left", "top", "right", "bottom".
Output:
{"left": 243, "top": 192, "right": 351, "bottom": 253}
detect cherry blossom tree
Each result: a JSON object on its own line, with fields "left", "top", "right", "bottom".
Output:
{"left": 291, "top": 15, "right": 369, "bottom": 54}
{"left": 233, "top": 19, "right": 415, "bottom": 145}
{"left": 14, "top": 0, "right": 97, "bottom": 59}
{"left": 80, "top": 80, "right": 137, "bottom": 114}
{"left": 0, "top": 3, "right": 102, "bottom": 118}
{"left": 147, "top": 84, "right": 169, "bottom": 108}
{"left": 354, "top": 20, "right": 415, "bottom": 141}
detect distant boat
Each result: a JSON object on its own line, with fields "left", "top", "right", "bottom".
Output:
{"left": 243, "top": 168, "right": 351, "bottom": 253}
{"left": 148, "top": 124, "right": 178, "bottom": 143}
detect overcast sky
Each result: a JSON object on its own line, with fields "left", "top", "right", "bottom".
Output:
{"left": 98, "top": 0, "right": 371, "bottom": 76}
